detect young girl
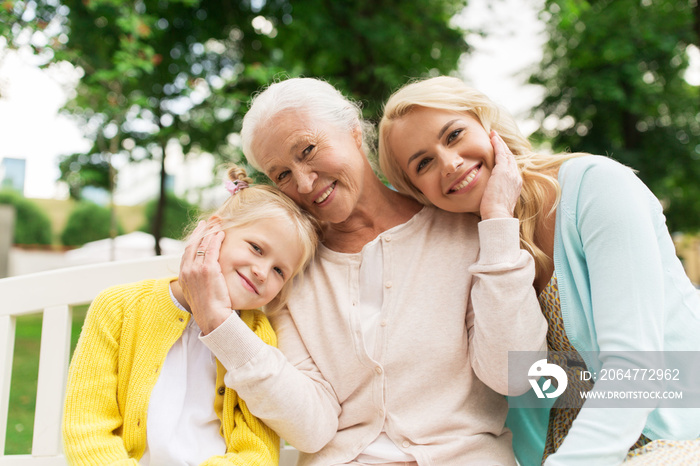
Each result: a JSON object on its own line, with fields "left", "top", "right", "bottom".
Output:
{"left": 62, "top": 165, "right": 319, "bottom": 466}
{"left": 378, "top": 76, "right": 700, "bottom": 466}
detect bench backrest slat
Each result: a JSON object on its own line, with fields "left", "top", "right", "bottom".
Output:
{"left": 0, "top": 255, "right": 180, "bottom": 317}
{"left": 32, "top": 305, "right": 72, "bottom": 457}
{"left": 0, "top": 315, "right": 17, "bottom": 455}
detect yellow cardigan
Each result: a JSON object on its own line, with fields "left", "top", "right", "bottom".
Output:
{"left": 62, "top": 277, "right": 280, "bottom": 465}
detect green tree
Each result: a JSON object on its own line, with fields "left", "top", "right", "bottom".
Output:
{"left": 0, "top": 189, "right": 53, "bottom": 245}
{"left": 51, "top": 0, "right": 275, "bottom": 254}
{"left": 7, "top": 0, "right": 470, "bottom": 251}
{"left": 530, "top": 0, "right": 700, "bottom": 231}
{"left": 58, "top": 152, "right": 112, "bottom": 200}
{"left": 256, "top": 0, "right": 469, "bottom": 120}
{"left": 0, "top": 1, "right": 62, "bottom": 98}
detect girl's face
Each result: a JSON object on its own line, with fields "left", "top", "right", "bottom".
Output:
{"left": 217, "top": 216, "right": 303, "bottom": 310}
{"left": 387, "top": 107, "right": 495, "bottom": 214}
{"left": 253, "top": 110, "right": 368, "bottom": 224}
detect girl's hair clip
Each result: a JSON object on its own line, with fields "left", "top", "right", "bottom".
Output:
{"left": 225, "top": 179, "right": 249, "bottom": 195}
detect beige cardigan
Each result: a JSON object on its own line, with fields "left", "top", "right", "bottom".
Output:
{"left": 203, "top": 207, "right": 547, "bottom": 466}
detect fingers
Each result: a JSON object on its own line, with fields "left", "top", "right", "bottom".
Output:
{"left": 184, "top": 220, "right": 207, "bottom": 259}
{"left": 196, "top": 228, "right": 214, "bottom": 260}
{"left": 179, "top": 222, "right": 226, "bottom": 304}
{"left": 490, "top": 130, "right": 514, "bottom": 166}
{"left": 491, "top": 131, "right": 521, "bottom": 180}
{"left": 186, "top": 221, "right": 224, "bottom": 262}
{"left": 177, "top": 225, "right": 233, "bottom": 335}
{"left": 180, "top": 221, "right": 223, "bottom": 279}
{"left": 202, "top": 230, "right": 225, "bottom": 264}
{"left": 480, "top": 131, "right": 522, "bottom": 220}
{"left": 181, "top": 221, "right": 205, "bottom": 274}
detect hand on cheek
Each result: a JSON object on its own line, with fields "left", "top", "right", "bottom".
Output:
{"left": 179, "top": 221, "right": 236, "bottom": 335}
{"left": 479, "top": 131, "right": 522, "bottom": 220}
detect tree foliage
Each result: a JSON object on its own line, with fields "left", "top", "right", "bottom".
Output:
{"left": 58, "top": 151, "right": 111, "bottom": 200}
{"left": 8, "top": 0, "right": 469, "bottom": 155}
{"left": 5, "top": 0, "right": 470, "bottom": 250}
{"left": 530, "top": 0, "right": 700, "bottom": 231}
{"left": 255, "top": 0, "right": 469, "bottom": 120}
{"left": 53, "top": 0, "right": 274, "bottom": 252}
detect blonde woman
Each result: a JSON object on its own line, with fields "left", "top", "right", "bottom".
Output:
{"left": 378, "top": 76, "right": 700, "bottom": 466}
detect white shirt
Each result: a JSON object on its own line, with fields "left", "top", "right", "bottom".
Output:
{"left": 140, "top": 286, "right": 226, "bottom": 466}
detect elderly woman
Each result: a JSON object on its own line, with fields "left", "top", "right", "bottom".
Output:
{"left": 179, "top": 77, "right": 547, "bottom": 466}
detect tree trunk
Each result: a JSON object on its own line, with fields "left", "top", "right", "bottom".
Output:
{"left": 152, "top": 136, "right": 167, "bottom": 256}
{"left": 108, "top": 136, "right": 119, "bottom": 261}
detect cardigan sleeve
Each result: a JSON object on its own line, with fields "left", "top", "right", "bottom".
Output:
{"left": 467, "top": 217, "right": 548, "bottom": 396}
{"left": 200, "top": 306, "right": 341, "bottom": 454}
{"left": 62, "top": 288, "right": 140, "bottom": 466}
{"left": 544, "top": 159, "right": 666, "bottom": 466}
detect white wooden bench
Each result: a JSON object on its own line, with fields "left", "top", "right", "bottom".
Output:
{"left": 0, "top": 255, "right": 299, "bottom": 465}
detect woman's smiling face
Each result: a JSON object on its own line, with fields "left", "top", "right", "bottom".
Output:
{"left": 252, "top": 110, "right": 367, "bottom": 224}
{"left": 387, "top": 107, "right": 495, "bottom": 214}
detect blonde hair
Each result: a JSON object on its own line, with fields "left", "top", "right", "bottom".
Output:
{"left": 192, "top": 164, "right": 320, "bottom": 313}
{"left": 378, "top": 76, "right": 582, "bottom": 278}
{"left": 241, "top": 77, "right": 376, "bottom": 171}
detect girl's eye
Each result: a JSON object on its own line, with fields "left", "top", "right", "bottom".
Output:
{"left": 249, "top": 242, "right": 262, "bottom": 254}
{"left": 302, "top": 145, "right": 315, "bottom": 157}
{"left": 446, "top": 128, "right": 462, "bottom": 144}
{"left": 276, "top": 170, "right": 290, "bottom": 182}
{"left": 274, "top": 266, "right": 285, "bottom": 278}
{"left": 416, "top": 157, "right": 432, "bottom": 173}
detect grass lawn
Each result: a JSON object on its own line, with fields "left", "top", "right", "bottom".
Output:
{"left": 5, "top": 305, "right": 88, "bottom": 455}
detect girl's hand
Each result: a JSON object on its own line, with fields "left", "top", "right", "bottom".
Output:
{"left": 179, "top": 221, "right": 234, "bottom": 335}
{"left": 480, "top": 131, "right": 522, "bottom": 220}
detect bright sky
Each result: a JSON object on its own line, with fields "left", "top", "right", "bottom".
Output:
{"left": 0, "top": 0, "right": 546, "bottom": 201}
{"left": 457, "top": 0, "right": 546, "bottom": 133}
{"left": 0, "top": 45, "right": 90, "bottom": 199}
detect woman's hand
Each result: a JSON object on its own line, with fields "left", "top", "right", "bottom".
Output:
{"left": 179, "top": 221, "right": 235, "bottom": 335}
{"left": 479, "top": 131, "right": 522, "bottom": 220}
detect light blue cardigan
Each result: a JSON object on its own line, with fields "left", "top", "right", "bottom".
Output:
{"left": 507, "top": 155, "right": 700, "bottom": 466}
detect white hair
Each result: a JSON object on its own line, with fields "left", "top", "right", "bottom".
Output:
{"left": 241, "top": 77, "right": 376, "bottom": 171}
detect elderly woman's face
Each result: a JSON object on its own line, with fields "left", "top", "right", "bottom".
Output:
{"left": 253, "top": 110, "right": 367, "bottom": 224}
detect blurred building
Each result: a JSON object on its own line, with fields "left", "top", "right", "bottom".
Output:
{"left": 1, "top": 157, "right": 26, "bottom": 193}
{"left": 113, "top": 149, "right": 222, "bottom": 208}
